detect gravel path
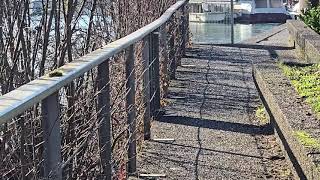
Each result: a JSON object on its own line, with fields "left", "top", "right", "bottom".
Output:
{"left": 135, "top": 27, "right": 294, "bottom": 179}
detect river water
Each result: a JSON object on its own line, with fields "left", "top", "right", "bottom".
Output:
{"left": 189, "top": 22, "right": 281, "bottom": 44}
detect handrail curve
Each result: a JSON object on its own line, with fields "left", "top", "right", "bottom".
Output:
{"left": 0, "top": 0, "right": 187, "bottom": 123}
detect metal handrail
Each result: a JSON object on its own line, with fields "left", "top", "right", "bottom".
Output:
{"left": 0, "top": 0, "right": 189, "bottom": 179}
{"left": 0, "top": 0, "right": 187, "bottom": 123}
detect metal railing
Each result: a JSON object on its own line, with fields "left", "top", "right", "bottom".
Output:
{"left": 0, "top": 0, "right": 188, "bottom": 179}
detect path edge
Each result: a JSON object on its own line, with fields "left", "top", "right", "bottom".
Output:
{"left": 253, "top": 63, "right": 320, "bottom": 180}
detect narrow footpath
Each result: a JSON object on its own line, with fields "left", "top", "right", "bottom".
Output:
{"left": 136, "top": 26, "right": 294, "bottom": 179}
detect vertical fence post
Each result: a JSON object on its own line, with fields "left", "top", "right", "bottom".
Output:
{"left": 149, "top": 34, "right": 155, "bottom": 119}
{"left": 186, "top": 1, "right": 190, "bottom": 47}
{"left": 160, "top": 24, "right": 169, "bottom": 97}
{"left": 41, "top": 92, "right": 62, "bottom": 180}
{"left": 125, "top": 45, "right": 137, "bottom": 175}
{"left": 18, "top": 116, "right": 27, "bottom": 180}
{"left": 231, "top": 0, "right": 234, "bottom": 44}
{"left": 169, "top": 22, "right": 176, "bottom": 80}
{"left": 181, "top": 3, "right": 187, "bottom": 56}
{"left": 143, "top": 36, "right": 151, "bottom": 140}
{"left": 97, "top": 60, "right": 112, "bottom": 180}
{"left": 151, "top": 30, "right": 161, "bottom": 116}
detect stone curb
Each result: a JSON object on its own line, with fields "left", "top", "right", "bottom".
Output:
{"left": 253, "top": 63, "right": 320, "bottom": 180}
{"left": 287, "top": 20, "right": 320, "bottom": 63}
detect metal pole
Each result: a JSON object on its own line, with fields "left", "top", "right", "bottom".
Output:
{"left": 169, "top": 23, "right": 176, "bottom": 80}
{"left": 41, "top": 92, "right": 62, "bottom": 180}
{"left": 160, "top": 24, "right": 169, "bottom": 97}
{"left": 125, "top": 45, "right": 137, "bottom": 175}
{"left": 231, "top": 0, "right": 234, "bottom": 44}
{"left": 181, "top": 4, "right": 187, "bottom": 56}
{"left": 152, "top": 30, "right": 161, "bottom": 114}
{"left": 142, "top": 36, "right": 151, "bottom": 140}
{"left": 149, "top": 33, "right": 155, "bottom": 119}
{"left": 186, "top": 1, "right": 190, "bottom": 48}
{"left": 97, "top": 60, "right": 112, "bottom": 180}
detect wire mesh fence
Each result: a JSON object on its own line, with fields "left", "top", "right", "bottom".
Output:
{"left": 0, "top": 1, "right": 190, "bottom": 179}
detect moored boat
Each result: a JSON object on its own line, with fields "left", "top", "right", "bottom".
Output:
{"left": 189, "top": 0, "right": 232, "bottom": 23}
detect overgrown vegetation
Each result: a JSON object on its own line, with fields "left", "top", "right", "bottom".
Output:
{"left": 294, "top": 130, "right": 320, "bottom": 149}
{"left": 280, "top": 63, "right": 320, "bottom": 118}
{"left": 300, "top": 6, "right": 320, "bottom": 34}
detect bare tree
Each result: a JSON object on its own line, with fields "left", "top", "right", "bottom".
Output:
{"left": 0, "top": 0, "right": 181, "bottom": 179}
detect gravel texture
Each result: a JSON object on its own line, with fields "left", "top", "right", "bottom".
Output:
{"left": 134, "top": 29, "right": 294, "bottom": 179}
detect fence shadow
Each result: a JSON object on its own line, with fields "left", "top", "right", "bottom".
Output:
{"left": 157, "top": 115, "right": 273, "bottom": 136}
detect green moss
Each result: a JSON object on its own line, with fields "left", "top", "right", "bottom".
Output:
{"left": 279, "top": 63, "right": 320, "bottom": 118}
{"left": 294, "top": 130, "right": 320, "bottom": 149}
{"left": 256, "top": 105, "right": 268, "bottom": 124}
{"left": 49, "top": 70, "right": 64, "bottom": 77}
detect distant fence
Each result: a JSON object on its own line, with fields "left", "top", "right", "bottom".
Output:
{"left": 0, "top": 0, "right": 189, "bottom": 179}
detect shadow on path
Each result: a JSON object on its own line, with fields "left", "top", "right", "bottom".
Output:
{"left": 158, "top": 116, "right": 272, "bottom": 136}
{"left": 136, "top": 44, "right": 283, "bottom": 179}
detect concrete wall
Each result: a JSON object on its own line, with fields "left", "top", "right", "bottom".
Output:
{"left": 287, "top": 20, "right": 320, "bottom": 64}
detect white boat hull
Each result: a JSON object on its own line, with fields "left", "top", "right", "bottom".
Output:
{"left": 189, "top": 12, "right": 227, "bottom": 23}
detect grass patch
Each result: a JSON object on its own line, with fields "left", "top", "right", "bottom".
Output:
{"left": 256, "top": 105, "right": 268, "bottom": 124}
{"left": 294, "top": 130, "right": 320, "bottom": 149}
{"left": 279, "top": 63, "right": 320, "bottom": 118}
